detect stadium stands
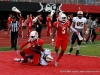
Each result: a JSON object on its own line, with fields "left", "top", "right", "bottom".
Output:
{"left": 0, "top": 0, "right": 100, "bottom": 6}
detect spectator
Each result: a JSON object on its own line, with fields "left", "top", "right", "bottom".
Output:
{"left": 86, "top": 17, "right": 99, "bottom": 44}
{"left": 35, "top": 14, "right": 43, "bottom": 38}
{"left": 84, "top": 15, "right": 93, "bottom": 41}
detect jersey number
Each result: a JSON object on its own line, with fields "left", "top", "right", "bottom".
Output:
{"left": 62, "top": 27, "right": 66, "bottom": 34}
{"left": 77, "top": 22, "right": 83, "bottom": 27}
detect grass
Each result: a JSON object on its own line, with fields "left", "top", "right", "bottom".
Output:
{"left": 0, "top": 41, "right": 100, "bottom": 57}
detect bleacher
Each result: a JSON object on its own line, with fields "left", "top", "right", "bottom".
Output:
{"left": 0, "top": 0, "right": 100, "bottom": 6}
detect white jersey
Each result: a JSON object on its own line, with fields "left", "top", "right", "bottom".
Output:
{"left": 40, "top": 49, "right": 53, "bottom": 66}
{"left": 40, "top": 52, "right": 48, "bottom": 66}
{"left": 73, "top": 17, "right": 87, "bottom": 31}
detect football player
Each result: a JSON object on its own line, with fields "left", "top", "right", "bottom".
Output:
{"left": 27, "top": 14, "right": 33, "bottom": 37}
{"left": 7, "top": 14, "right": 12, "bottom": 29}
{"left": 46, "top": 13, "right": 53, "bottom": 36}
{"left": 51, "top": 12, "right": 78, "bottom": 66}
{"left": 16, "top": 13, "right": 24, "bottom": 38}
{"left": 15, "top": 48, "right": 53, "bottom": 66}
{"left": 17, "top": 31, "right": 44, "bottom": 65}
{"left": 68, "top": 11, "right": 87, "bottom": 56}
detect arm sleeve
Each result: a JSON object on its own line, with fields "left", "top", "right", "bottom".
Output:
{"left": 53, "top": 22, "right": 58, "bottom": 27}
{"left": 38, "top": 40, "right": 44, "bottom": 46}
{"left": 70, "top": 26, "right": 77, "bottom": 32}
{"left": 19, "top": 42, "right": 29, "bottom": 50}
{"left": 72, "top": 17, "right": 75, "bottom": 22}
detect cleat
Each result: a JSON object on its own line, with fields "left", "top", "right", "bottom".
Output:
{"left": 20, "top": 60, "right": 28, "bottom": 63}
{"left": 14, "top": 58, "right": 21, "bottom": 62}
{"left": 68, "top": 52, "right": 71, "bottom": 55}
{"left": 76, "top": 53, "right": 81, "bottom": 56}
{"left": 54, "top": 61, "right": 58, "bottom": 66}
{"left": 76, "top": 50, "right": 81, "bottom": 56}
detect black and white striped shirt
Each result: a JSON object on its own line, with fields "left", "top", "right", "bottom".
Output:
{"left": 9, "top": 21, "right": 20, "bottom": 32}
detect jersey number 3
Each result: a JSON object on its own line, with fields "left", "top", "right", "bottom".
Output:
{"left": 62, "top": 27, "right": 66, "bottom": 34}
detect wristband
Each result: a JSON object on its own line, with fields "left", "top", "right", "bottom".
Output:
{"left": 52, "top": 39, "right": 54, "bottom": 41}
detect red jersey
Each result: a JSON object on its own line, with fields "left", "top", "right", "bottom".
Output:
{"left": 28, "top": 38, "right": 43, "bottom": 47}
{"left": 19, "top": 38, "right": 44, "bottom": 50}
{"left": 67, "top": 20, "right": 71, "bottom": 27}
{"left": 7, "top": 17, "right": 12, "bottom": 26}
{"left": 28, "top": 17, "right": 32, "bottom": 27}
{"left": 53, "top": 21, "right": 69, "bottom": 38}
{"left": 39, "top": 17, "right": 43, "bottom": 20}
{"left": 46, "top": 17, "right": 52, "bottom": 27}
{"left": 19, "top": 17, "right": 24, "bottom": 26}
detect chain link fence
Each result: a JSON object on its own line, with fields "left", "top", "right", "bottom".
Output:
{"left": 0, "top": 0, "right": 100, "bottom": 5}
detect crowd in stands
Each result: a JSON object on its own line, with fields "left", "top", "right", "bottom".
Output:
{"left": 0, "top": 0, "right": 100, "bottom": 5}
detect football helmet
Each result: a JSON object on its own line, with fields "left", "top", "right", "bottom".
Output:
{"left": 58, "top": 13, "right": 67, "bottom": 23}
{"left": 77, "top": 11, "right": 83, "bottom": 14}
{"left": 43, "top": 49, "right": 53, "bottom": 62}
{"left": 77, "top": 11, "right": 83, "bottom": 19}
{"left": 29, "top": 31, "right": 38, "bottom": 41}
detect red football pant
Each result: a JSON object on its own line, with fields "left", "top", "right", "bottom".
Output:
{"left": 23, "top": 48, "right": 40, "bottom": 65}
{"left": 27, "top": 26, "right": 32, "bottom": 36}
{"left": 46, "top": 26, "right": 51, "bottom": 36}
{"left": 19, "top": 26, "right": 23, "bottom": 38}
{"left": 55, "top": 37, "right": 68, "bottom": 51}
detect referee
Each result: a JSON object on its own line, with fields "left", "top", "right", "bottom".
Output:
{"left": 7, "top": 16, "right": 20, "bottom": 50}
{"left": 86, "top": 17, "right": 99, "bottom": 44}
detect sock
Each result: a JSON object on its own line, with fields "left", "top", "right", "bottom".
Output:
{"left": 56, "top": 52, "right": 64, "bottom": 62}
{"left": 69, "top": 48, "right": 73, "bottom": 52}
{"left": 56, "top": 54, "right": 63, "bottom": 62}
{"left": 77, "top": 45, "right": 80, "bottom": 50}
{"left": 55, "top": 49, "right": 58, "bottom": 53}
{"left": 76, "top": 50, "right": 79, "bottom": 54}
{"left": 20, "top": 53, "right": 27, "bottom": 60}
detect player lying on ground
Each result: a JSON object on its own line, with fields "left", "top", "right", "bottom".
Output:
{"left": 15, "top": 48, "right": 53, "bottom": 66}
{"left": 17, "top": 31, "right": 46, "bottom": 65}
{"left": 51, "top": 12, "right": 80, "bottom": 66}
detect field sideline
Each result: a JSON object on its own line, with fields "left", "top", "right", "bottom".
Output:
{"left": 0, "top": 41, "right": 100, "bottom": 57}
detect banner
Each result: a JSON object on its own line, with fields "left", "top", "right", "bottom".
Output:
{"left": 0, "top": 2, "right": 100, "bottom": 13}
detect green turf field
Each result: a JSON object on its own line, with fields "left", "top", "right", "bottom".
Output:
{"left": 0, "top": 41, "right": 100, "bottom": 57}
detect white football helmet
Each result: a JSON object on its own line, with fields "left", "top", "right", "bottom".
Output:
{"left": 77, "top": 11, "right": 83, "bottom": 19}
{"left": 29, "top": 31, "right": 38, "bottom": 41}
{"left": 77, "top": 11, "right": 83, "bottom": 15}
{"left": 46, "top": 55, "right": 53, "bottom": 62}
{"left": 58, "top": 13, "right": 67, "bottom": 23}
{"left": 43, "top": 49, "right": 53, "bottom": 62}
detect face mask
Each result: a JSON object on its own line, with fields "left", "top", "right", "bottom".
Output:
{"left": 78, "top": 14, "right": 83, "bottom": 19}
